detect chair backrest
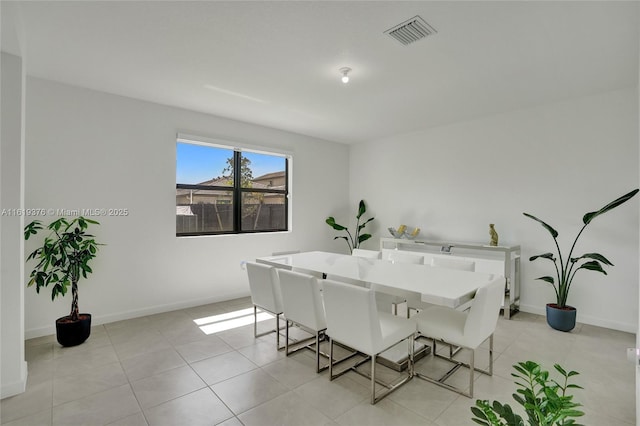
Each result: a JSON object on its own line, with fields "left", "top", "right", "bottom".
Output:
{"left": 325, "top": 249, "right": 380, "bottom": 287}
{"left": 322, "top": 279, "right": 381, "bottom": 355}
{"left": 246, "top": 262, "right": 283, "bottom": 314}
{"left": 463, "top": 277, "right": 505, "bottom": 347}
{"left": 272, "top": 250, "right": 300, "bottom": 256}
{"left": 278, "top": 269, "right": 326, "bottom": 331}
{"left": 431, "top": 257, "right": 476, "bottom": 272}
{"left": 352, "top": 249, "right": 382, "bottom": 259}
{"left": 388, "top": 251, "right": 424, "bottom": 265}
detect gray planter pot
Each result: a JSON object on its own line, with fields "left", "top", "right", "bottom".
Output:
{"left": 546, "top": 304, "right": 576, "bottom": 332}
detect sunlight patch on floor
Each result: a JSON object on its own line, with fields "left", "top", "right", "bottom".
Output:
{"left": 194, "top": 307, "right": 274, "bottom": 334}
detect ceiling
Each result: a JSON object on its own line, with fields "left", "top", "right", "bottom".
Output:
{"left": 2, "top": 1, "right": 638, "bottom": 144}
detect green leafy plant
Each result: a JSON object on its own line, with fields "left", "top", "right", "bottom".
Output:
{"left": 471, "top": 361, "right": 583, "bottom": 426}
{"left": 325, "top": 200, "right": 374, "bottom": 253}
{"left": 24, "top": 217, "right": 102, "bottom": 321}
{"left": 523, "top": 189, "right": 638, "bottom": 308}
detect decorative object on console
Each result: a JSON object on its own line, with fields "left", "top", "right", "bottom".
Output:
{"left": 326, "top": 199, "right": 374, "bottom": 254}
{"left": 388, "top": 225, "right": 420, "bottom": 239}
{"left": 489, "top": 223, "right": 498, "bottom": 246}
{"left": 523, "top": 188, "right": 639, "bottom": 332}
{"left": 24, "top": 217, "right": 102, "bottom": 347}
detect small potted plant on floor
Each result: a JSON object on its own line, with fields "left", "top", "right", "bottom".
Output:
{"left": 24, "top": 216, "right": 102, "bottom": 346}
{"left": 523, "top": 189, "right": 638, "bottom": 332}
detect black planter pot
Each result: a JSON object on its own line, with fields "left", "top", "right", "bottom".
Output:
{"left": 56, "top": 313, "right": 92, "bottom": 347}
{"left": 546, "top": 304, "right": 576, "bottom": 332}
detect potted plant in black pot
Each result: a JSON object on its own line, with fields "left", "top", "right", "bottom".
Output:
{"left": 523, "top": 188, "right": 638, "bottom": 332}
{"left": 24, "top": 216, "right": 102, "bottom": 346}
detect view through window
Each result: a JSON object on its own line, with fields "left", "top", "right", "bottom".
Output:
{"left": 176, "top": 138, "right": 289, "bottom": 236}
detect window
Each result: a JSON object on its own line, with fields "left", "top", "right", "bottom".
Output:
{"left": 176, "top": 137, "right": 289, "bottom": 236}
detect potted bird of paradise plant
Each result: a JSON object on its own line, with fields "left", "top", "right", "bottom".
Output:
{"left": 523, "top": 189, "right": 638, "bottom": 331}
{"left": 325, "top": 200, "right": 374, "bottom": 254}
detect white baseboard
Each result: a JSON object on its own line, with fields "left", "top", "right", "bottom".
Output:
{"left": 519, "top": 303, "right": 637, "bottom": 334}
{"left": 1, "top": 361, "right": 27, "bottom": 398}
{"left": 25, "top": 291, "right": 251, "bottom": 340}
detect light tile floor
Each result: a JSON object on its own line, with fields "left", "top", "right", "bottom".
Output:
{"left": 1, "top": 297, "right": 635, "bottom": 426}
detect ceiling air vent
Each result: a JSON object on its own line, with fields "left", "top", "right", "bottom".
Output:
{"left": 384, "top": 15, "right": 437, "bottom": 46}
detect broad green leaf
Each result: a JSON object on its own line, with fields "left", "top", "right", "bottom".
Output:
{"left": 24, "top": 221, "right": 43, "bottom": 240}
{"left": 358, "top": 233, "right": 372, "bottom": 243}
{"left": 523, "top": 212, "right": 559, "bottom": 238}
{"left": 535, "top": 276, "right": 555, "bottom": 284}
{"left": 529, "top": 253, "right": 555, "bottom": 262}
{"left": 358, "top": 217, "right": 375, "bottom": 231}
{"left": 356, "top": 200, "right": 366, "bottom": 219}
{"left": 583, "top": 189, "right": 639, "bottom": 225}
{"left": 325, "top": 217, "right": 347, "bottom": 231}
{"left": 572, "top": 253, "right": 613, "bottom": 266}
{"left": 576, "top": 260, "right": 607, "bottom": 275}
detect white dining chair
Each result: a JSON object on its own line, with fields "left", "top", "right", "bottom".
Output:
{"left": 351, "top": 248, "right": 382, "bottom": 259}
{"left": 388, "top": 251, "right": 425, "bottom": 265}
{"left": 375, "top": 251, "right": 424, "bottom": 315}
{"left": 325, "top": 248, "right": 381, "bottom": 287}
{"left": 271, "top": 250, "right": 300, "bottom": 256}
{"left": 322, "top": 279, "right": 416, "bottom": 404}
{"left": 432, "top": 257, "right": 477, "bottom": 314}
{"left": 245, "top": 261, "right": 285, "bottom": 349}
{"left": 411, "top": 276, "right": 505, "bottom": 398}
{"left": 405, "top": 257, "right": 478, "bottom": 318}
{"left": 431, "top": 256, "right": 476, "bottom": 271}
{"left": 278, "top": 269, "right": 330, "bottom": 372}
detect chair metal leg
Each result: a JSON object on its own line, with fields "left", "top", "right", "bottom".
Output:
{"left": 414, "top": 334, "right": 494, "bottom": 399}
{"left": 371, "top": 354, "right": 377, "bottom": 404}
{"left": 253, "top": 305, "right": 258, "bottom": 338}
{"left": 328, "top": 336, "right": 414, "bottom": 405}
{"left": 253, "top": 305, "right": 286, "bottom": 350}
{"left": 489, "top": 334, "right": 493, "bottom": 375}
{"left": 315, "top": 332, "right": 321, "bottom": 373}
{"left": 408, "top": 334, "right": 415, "bottom": 377}
{"left": 371, "top": 336, "right": 414, "bottom": 404}
{"left": 276, "top": 313, "right": 280, "bottom": 349}
{"left": 285, "top": 319, "right": 290, "bottom": 354}
{"left": 285, "top": 326, "right": 352, "bottom": 373}
{"left": 469, "top": 348, "right": 475, "bottom": 398}
{"left": 328, "top": 337, "right": 335, "bottom": 380}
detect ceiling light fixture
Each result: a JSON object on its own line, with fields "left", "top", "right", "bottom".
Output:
{"left": 340, "top": 67, "right": 351, "bottom": 84}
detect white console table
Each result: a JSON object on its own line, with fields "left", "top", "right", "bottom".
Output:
{"left": 380, "top": 238, "right": 521, "bottom": 319}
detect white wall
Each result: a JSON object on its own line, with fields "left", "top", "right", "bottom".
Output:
{"left": 23, "top": 77, "right": 349, "bottom": 338}
{"left": 350, "top": 87, "right": 639, "bottom": 332}
{"left": 1, "top": 52, "right": 28, "bottom": 397}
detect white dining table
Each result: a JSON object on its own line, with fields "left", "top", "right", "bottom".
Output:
{"left": 256, "top": 251, "right": 502, "bottom": 309}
